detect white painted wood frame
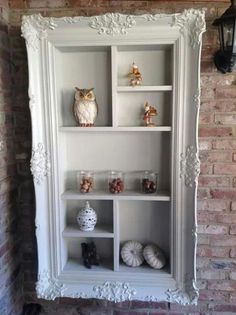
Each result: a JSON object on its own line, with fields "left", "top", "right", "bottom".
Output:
{"left": 21, "top": 10, "right": 205, "bottom": 304}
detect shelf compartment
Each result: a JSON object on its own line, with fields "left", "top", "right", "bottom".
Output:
{"left": 119, "top": 263, "right": 170, "bottom": 275}
{"left": 59, "top": 126, "right": 172, "bottom": 132}
{"left": 62, "top": 190, "right": 171, "bottom": 201}
{"left": 117, "top": 45, "right": 172, "bottom": 86}
{"left": 117, "top": 86, "right": 173, "bottom": 92}
{"left": 119, "top": 200, "right": 170, "bottom": 270}
{"left": 65, "top": 200, "right": 114, "bottom": 233}
{"left": 116, "top": 91, "right": 172, "bottom": 127}
{"left": 64, "top": 238, "right": 114, "bottom": 271}
{"left": 55, "top": 46, "right": 112, "bottom": 127}
{"left": 63, "top": 224, "right": 114, "bottom": 238}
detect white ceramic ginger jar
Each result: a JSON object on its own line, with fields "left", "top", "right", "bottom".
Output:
{"left": 77, "top": 201, "right": 97, "bottom": 231}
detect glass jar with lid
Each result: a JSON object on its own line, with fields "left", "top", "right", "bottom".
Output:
{"left": 108, "top": 171, "right": 124, "bottom": 194}
{"left": 141, "top": 171, "right": 157, "bottom": 194}
{"left": 77, "top": 171, "right": 94, "bottom": 193}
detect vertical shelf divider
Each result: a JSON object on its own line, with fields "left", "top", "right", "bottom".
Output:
{"left": 113, "top": 199, "right": 120, "bottom": 271}
{"left": 111, "top": 46, "right": 118, "bottom": 127}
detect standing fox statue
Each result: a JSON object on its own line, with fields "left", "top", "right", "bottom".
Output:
{"left": 73, "top": 87, "right": 98, "bottom": 127}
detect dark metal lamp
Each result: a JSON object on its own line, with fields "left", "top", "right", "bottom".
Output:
{"left": 213, "top": 0, "right": 236, "bottom": 73}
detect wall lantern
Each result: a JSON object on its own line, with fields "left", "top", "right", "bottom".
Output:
{"left": 213, "top": 0, "right": 236, "bottom": 73}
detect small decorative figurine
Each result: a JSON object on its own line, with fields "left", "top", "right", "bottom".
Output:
{"left": 73, "top": 87, "right": 98, "bottom": 127}
{"left": 128, "top": 62, "right": 142, "bottom": 86}
{"left": 121, "top": 241, "right": 144, "bottom": 267}
{"left": 77, "top": 201, "right": 97, "bottom": 231}
{"left": 143, "top": 102, "right": 158, "bottom": 127}
{"left": 81, "top": 241, "right": 99, "bottom": 269}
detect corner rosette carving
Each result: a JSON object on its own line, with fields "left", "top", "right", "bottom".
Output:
{"left": 165, "top": 275, "right": 199, "bottom": 305}
{"left": 180, "top": 145, "right": 200, "bottom": 187}
{"left": 36, "top": 270, "right": 65, "bottom": 300}
{"left": 21, "top": 14, "right": 57, "bottom": 50}
{"left": 89, "top": 13, "right": 136, "bottom": 35}
{"left": 93, "top": 281, "right": 136, "bottom": 302}
{"left": 30, "top": 143, "right": 50, "bottom": 185}
{"left": 172, "top": 9, "right": 206, "bottom": 49}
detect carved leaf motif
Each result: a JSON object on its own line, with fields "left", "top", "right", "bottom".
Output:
{"left": 89, "top": 13, "right": 136, "bottom": 36}
{"left": 21, "top": 14, "right": 57, "bottom": 50}
{"left": 180, "top": 145, "right": 200, "bottom": 187}
{"left": 165, "top": 274, "right": 199, "bottom": 305}
{"left": 173, "top": 9, "right": 206, "bottom": 49}
{"left": 30, "top": 143, "right": 50, "bottom": 185}
{"left": 93, "top": 281, "right": 136, "bottom": 302}
{"left": 36, "top": 270, "right": 65, "bottom": 300}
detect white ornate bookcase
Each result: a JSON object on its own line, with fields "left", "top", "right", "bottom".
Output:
{"left": 21, "top": 10, "right": 205, "bottom": 304}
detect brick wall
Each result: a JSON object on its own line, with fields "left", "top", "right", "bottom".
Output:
{"left": 4, "top": 0, "right": 236, "bottom": 314}
{"left": 0, "top": 1, "right": 23, "bottom": 315}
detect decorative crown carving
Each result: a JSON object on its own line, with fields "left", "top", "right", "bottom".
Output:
{"left": 173, "top": 9, "right": 206, "bottom": 49}
{"left": 89, "top": 13, "right": 136, "bottom": 35}
{"left": 21, "top": 14, "right": 57, "bottom": 50}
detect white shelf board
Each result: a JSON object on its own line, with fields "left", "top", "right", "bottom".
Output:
{"left": 59, "top": 126, "right": 172, "bottom": 132}
{"left": 63, "top": 258, "right": 113, "bottom": 272}
{"left": 61, "top": 190, "right": 171, "bottom": 201}
{"left": 117, "top": 85, "right": 173, "bottom": 92}
{"left": 62, "top": 224, "right": 114, "bottom": 238}
{"left": 118, "top": 263, "right": 170, "bottom": 275}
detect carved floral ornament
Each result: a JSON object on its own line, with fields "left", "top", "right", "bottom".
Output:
{"left": 21, "top": 10, "right": 206, "bottom": 49}
{"left": 36, "top": 271, "right": 65, "bottom": 300}
{"left": 30, "top": 143, "right": 50, "bottom": 185}
{"left": 180, "top": 145, "right": 200, "bottom": 187}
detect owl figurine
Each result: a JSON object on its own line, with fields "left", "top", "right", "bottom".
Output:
{"left": 73, "top": 87, "right": 98, "bottom": 127}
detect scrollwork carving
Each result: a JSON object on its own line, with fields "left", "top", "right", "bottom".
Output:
{"left": 172, "top": 9, "right": 206, "bottom": 49}
{"left": 89, "top": 13, "right": 136, "bottom": 35}
{"left": 31, "top": 143, "right": 50, "bottom": 184}
{"left": 21, "top": 14, "right": 57, "bottom": 50}
{"left": 180, "top": 145, "right": 200, "bottom": 187}
{"left": 36, "top": 270, "right": 65, "bottom": 300}
{"left": 93, "top": 281, "right": 136, "bottom": 302}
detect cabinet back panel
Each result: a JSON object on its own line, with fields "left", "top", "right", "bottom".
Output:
{"left": 55, "top": 47, "right": 112, "bottom": 127}
{"left": 119, "top": 201, "right": 170, "bottom": 256}
{"left": 62, "top": 132, "right": 171, "bottom": 190}
{"left": 117, "top": 47, "right": 172, "bottom": 86}
{"left": 117, "top": 92, "right": 172, "bottom": 127}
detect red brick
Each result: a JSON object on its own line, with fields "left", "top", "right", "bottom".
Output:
{"left": 199, "top": 112, "right": 214, "bottom": 124}
{"left": 201, "top": 85, "right": 215, "bottom": 98}
{"left": 216, "top": 86, "right": 236, "bottom": 99}
{"left": 201, "top": 100, "right": 236, "bottom": 112}
{"left": 199, "top": 290, "right": 229, "bottom": 302}
{"left": 232, "top": 201, "right": 236, "bottom": 211}
{"left": 200, "top": 163, "right": 213, "bottom": 175}
{"left": 200, "top": 151, "right": 232, "bottom": 163}
{"left": 197, "top": 245, "right": 229, "bottom": 258}
{"left": 211, "top": 236, "right": 236, "bottom": 246}
{"left": 213, "top": 139, "right": 236, "bottom": 150}
{"left": 198, "top": 224, "right": 228, "bottom": 235}
{"left": 210, "top": 304, "right": 236, "bottom": 312}
{"left": 200, "top": 269, "right": 228, "bottom": 280}
{"left": 215, "top": 114, "right": 236, "bottom": 125}
{"left": 197, "top": 200, "right": 229, "bottom": 211}
{"left": 214, "top": 164, "right": 236, "bottom": 175}
{"left": 230, "top": 225, "right": 236, "bottom": 235}
{"left": 201, "top": 74, "right": 235, "bottom": 87}
{"left": 199, "top": 139, "right": 212, "bottom": 150}
{"left": 199, "top": 127, "right": 233, "bottom": 137}
{"left": 211, "top": 189, "right": 236, "bottom": 200}
{"left": 217, "top": 214, "right": 236, "bottom": 224}
{"left": 208, "top": 280, "right": 236, "bottom": 291}
{"left": 230, "top": 248, "right": 236, "bottom": 258}
{"left": 197, "top": 212, "right": 217, "bottom": 223}
{"left": 230, "top": 292, "right": 236, "bottom": 303}
{"left": 233, "top": 153, "right": 236, "bottom": 162}
{"left": 199, "top": 176, "right": 230, "bottom": 187}
{"left": 197, "top": 188, "right": 210, "bottom": 199}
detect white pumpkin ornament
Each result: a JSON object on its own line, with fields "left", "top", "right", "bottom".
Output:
{"left": 143, "top": 244, "right": 166, "bottom": 269}
{"left": 121, "top": 241, "right": 144, "bottom": 267}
